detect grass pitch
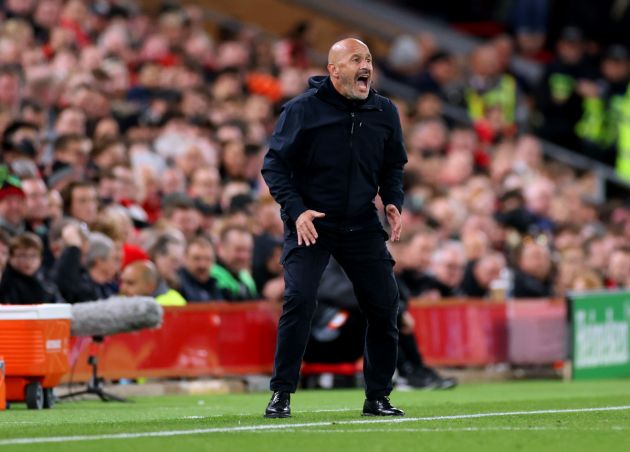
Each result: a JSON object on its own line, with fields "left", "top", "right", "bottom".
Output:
{"left": 1, "top": 380, "right": 630, "bottom": 451}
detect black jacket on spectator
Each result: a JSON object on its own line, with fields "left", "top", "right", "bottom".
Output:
{"left": 414, "top": 69, "right": 465, "bottom": 104}
{"left": 177, "top": 268, "right": 223, "bottom": 302}
{"left": 400, "top": 269, "right": 437, "bottom": 297}
{"left": 415, "top": 71, "right": 441, "bottom": 96}
{"left": 512, "top": 268, "right": 553, "bottom": 298}
{"left": 401, "top": 269, "right": 463, "bottom": 298}
{"left": 460, "top": 260, "right": 487, "bottom": 297}
{"left": 262, "top": 75, "right": 407, "bottom": 224}
{"left": 53, "top": 246, "right": 114, "bottom": 303}
{"left": 0, "top": 265, "right": 58, "bottom": 304}
{"left": 409, "top": 273, "right": 463, "bottom": 298}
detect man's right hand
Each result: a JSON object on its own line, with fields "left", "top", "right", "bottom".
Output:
{"left": 295, "top": 210, "right": 325, "bottom": 246}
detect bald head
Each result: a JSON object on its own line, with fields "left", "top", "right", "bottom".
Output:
{"left": 120, "top": 260, "right": 159, "bottom": 297}
{"left": 328, "top": 38, "right": 369, "bottom": 64}
{"left": 327, "top": 38, "right": 373, "bottom": 100}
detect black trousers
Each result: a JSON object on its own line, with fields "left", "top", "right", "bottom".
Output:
{"left": 270, "top": 218, "right": 400, "bottom": 399}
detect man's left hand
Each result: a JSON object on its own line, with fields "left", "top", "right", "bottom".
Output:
{"left": 386, "top": 204, "right": 402, "bottom": 242}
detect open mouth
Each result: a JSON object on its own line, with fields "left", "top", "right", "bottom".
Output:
{"left": 356, "top": 73, "right": 370, "bottom": 90}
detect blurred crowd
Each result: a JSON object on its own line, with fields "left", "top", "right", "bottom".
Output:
{"left": 0, "top": 0, "right": 294, "bottom": 306}
{"left": 382, "top": 27, "right": 630, "bottom": 176}
{"left": 1, "top": 0, "right": 630, "bottom": 316}
{"left": 379, "top": 26, "right": 630, "bottom": 299}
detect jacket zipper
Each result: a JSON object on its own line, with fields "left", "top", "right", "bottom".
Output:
{"left": 344, "top": 111, "right": 356, "bottom": 222}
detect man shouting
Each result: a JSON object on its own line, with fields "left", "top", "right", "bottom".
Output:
{"left": 261, "top": 38, "right": 408, "bottom": 418}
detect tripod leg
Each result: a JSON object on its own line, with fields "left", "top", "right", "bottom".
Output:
{"left": 60, "top": 351, "right": 130, "bottom": 403}
{"left": 58, "top": 389, "right": 91, "bottom": 400}
{"left": 99, "top": 390, "right": 129, "bottom": 403}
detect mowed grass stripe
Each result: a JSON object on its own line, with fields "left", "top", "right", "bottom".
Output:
{"left": 1, "top": 405, "right": 629, "bottom": 445}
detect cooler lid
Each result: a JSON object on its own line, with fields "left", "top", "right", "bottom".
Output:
{"left": 0, "top": 304, "right": 72, "bottom": 320}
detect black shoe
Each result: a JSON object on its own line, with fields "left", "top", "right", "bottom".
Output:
{"left": 399, "top": 367, "right": 457, "bottom": 390}
{"left": 264, "top": 391, "right": 291, "bottom": 418}
{"left": 423, "top": 368, "right": 458, "bottom": 390}
{"left": 398, "top": 371, "right": 437, "bottom": 389}
{"left": 435, "top": 377, "right": 457, "bottom": 390}
{"left": 362, "top": 397, "right": 405, "bottom": 416}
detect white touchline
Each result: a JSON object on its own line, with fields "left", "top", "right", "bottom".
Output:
{"left": 1, "top": 405, "right": 629, "bottom": 446}
{"left": 306, "top": 426, "right": 630, "bottom": 433}
{"left": 302, "top": 408, "right": 356, "bottom": 413}
{"left": 251, "top": 426, "right": 575, "bottom": 433}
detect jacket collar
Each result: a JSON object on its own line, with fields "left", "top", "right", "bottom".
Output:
{"left": 310, "top": 75, "right": 382, "bottom": 111}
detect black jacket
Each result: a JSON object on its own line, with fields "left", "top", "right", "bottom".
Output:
{"left": 177, "top": 268, "right": 223, "bottom": 302}
{"left": 262, "top": 76, "right": 407, "bottom": 223}
{"left": 460, "top": 260, "right": 489, "bottom": 298}
{"left": 400, "top": 269, "right": 437, "bottom": 298}
{"left": 0, "top": 265, "right": 58, "bottom": 304}
{"left": 512, "top": 268, "right": 553, "bottom": 298}
{"left": 53, "top": 246, "right": 114, "bottom": 303}
{"left": 407, "top": 273, "right": 462, "bottom": 298}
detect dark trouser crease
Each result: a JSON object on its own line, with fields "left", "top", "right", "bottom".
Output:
{"left": 270, "top": 243, "right": 330, "bottom": 393}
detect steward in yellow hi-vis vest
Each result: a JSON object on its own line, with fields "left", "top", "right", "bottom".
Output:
{"left": 466, "top": 73, "right": 517, "bottom": 126}
{"left": 534, "top": 27, "right": 593, "bottom": 150}
{"left": 156, "top": 288, "right": 187, "bottom": 306}
{"left": 575, "top": 45, "right": 630, "bottom": 172}
{"left": 615, "top": 86, "right": 630, "bottom": 180}
{"left": 466, "top": 45, "right": 518, "bottom": 128}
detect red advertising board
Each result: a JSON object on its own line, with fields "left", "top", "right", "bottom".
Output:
{"left": 408, "top": 298, "right": 566, "bottom": 367}
{"left": 64, "top": 298, "right": 567, "bottom": 382}
{"left": 66, "top": 302, "right": 280, "bottom": 381}
{"left": 408, "top": 299, "right": 508, "bottom": 366}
